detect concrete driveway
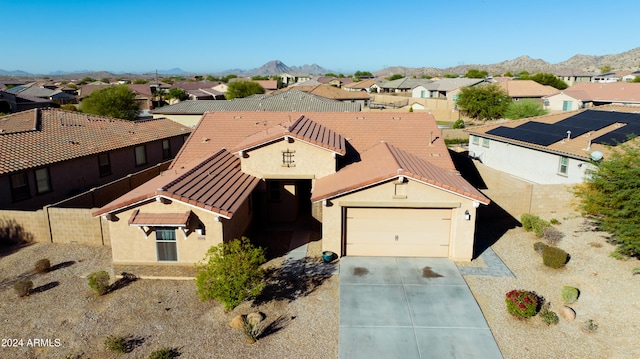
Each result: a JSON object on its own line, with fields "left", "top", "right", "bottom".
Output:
{"left": 339, "top": 257, "right": 503, "bottom": 359}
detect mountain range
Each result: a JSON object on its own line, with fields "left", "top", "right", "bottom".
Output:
{"left": 1, "top": 48, "right": 639, "bottom": 79}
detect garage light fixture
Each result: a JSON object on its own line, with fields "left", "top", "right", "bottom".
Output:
{"left": 464, "top": 210, "right": 471, "bottom": 221}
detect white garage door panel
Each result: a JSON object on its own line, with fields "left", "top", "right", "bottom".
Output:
{"left": 346, "top": 208, "right": 451, "bottom": 257}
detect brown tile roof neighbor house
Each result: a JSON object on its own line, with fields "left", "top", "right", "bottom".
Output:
{"left": 496, "top": 80, "right": 558, "bottom": 98}
{"left": 563, "top": 82, "right": 640, "bottom": 104}
{"left": 0, "top": 108, "right": 191, "bottom": 175}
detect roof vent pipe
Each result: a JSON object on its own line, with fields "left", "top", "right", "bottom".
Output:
{"left": 566, "top": 130, "right": 571, "bottom": 140}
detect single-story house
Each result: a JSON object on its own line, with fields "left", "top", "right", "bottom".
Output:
{"left": 378, "top": 78, "right": 434, "bottom": 94}
{"left": 93, "top": 111, "right": 488, "bottom": 278}
{"left": 0, "top": 108, "right": 191, "bottom": 210}
{"left": 465, "top": 106, "right": 640, "bottom": 185}
{"left": 412, "top": 78, "right": 486, "bottom": 99}
{"left": 274, "top": 85, "right": 370, "bottom": 106}
{"left": 554, "top": 69, "right": 595, "bottom": 87}
{"left": 496, "top": 80, "right": 559, "bottom": 102}
{"left": 545, "top": 82, "right": 640, "bottom": 109}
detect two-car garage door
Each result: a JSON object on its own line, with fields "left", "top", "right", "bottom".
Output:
{"left": 345, "top": 207, "right": 452, "bottom": 257}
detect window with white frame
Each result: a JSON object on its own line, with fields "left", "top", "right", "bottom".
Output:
{"left": 472, "top": 135, "right": 479, "bottom": 145}
{"left": 155, "top": 227, "right": 177, "bottom": 261}
{"left": 558, "top": 156, "right": 569, "bottom": 175}
{"left": 482, "top": 138, "right": 490, "bottom": 148}
{"left": 34, "top": 167, "right": 51, "bottom": 194}
{"left": 134, "top": 145, "right": 147, "bottom": 166}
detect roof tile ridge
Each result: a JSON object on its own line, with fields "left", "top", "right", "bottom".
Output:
{"left": 160, "top": 148, "right": 228, "bottom": 191}
{"left": 287, "top": 114, "right": 306, "bottom": 133}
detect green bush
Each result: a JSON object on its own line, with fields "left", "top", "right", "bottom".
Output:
{"left": 533, "top": 241, "right": 548, "bottom": 255}
{"left": 195, "top": 237, "right": 266, "bottom": 310}
{"left": 88, "top": 270, "right": 110, "bottom": 295}
{"left": 104, "top": 335, "right": 127, "bottom": 353}
{"left": 539, "top": 306, "right": 559, "bottom": 326}
{"left": 14, "top": 280, "right": 33, "bottom": 297}
{"left": 520, "top": 213, "right": 537, "bottom": 231}
{"left": 452, "top": 118, "right": 465, "bottom": 129}
{"left": 35, "top": 258, "right": 51, "bottom": 273}
{"left": 520, "top": 213, "right": 551, "bottom": 237}
{"left": 505, "top": 289, "right": 540, "bottom": 319}
{"left": 550, "top": 218, "right": 560, "bottom": 225}
{"left": 148, "top": 348, "right": 177, "bottom": 359}
{"left": 542, "top": 246, "right": 569, "bottom": 268}
{"left": 561, "top": 286, "right": 580, "bottom": 304}
{"left": 583, "top": 319, "right": 598, "bottom": 333}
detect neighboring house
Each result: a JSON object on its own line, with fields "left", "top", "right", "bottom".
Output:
{"left": 592, "top": 72, "right": 620, "bottom": 83}
{"left": 316, "top": 76, "right": 353, "bottom": 87}
{"left": 542, "top": 92, "right": 584, "bottom": 112}
{"left": 151, "top": 90, "right": 362, "bottom": 127}
{"left": 343, "top": 78, "right": 379, "bottom": 93}
{"left": 0, "top": 90, "right": 51, "bottom": 113}
{"left": 274, "top": 84, "right": 370, "bottom": 106}
{"left": 465, "top": 106, "right": 640, "bottom": 185}
{"left": 93, "top": 111, "right": 488, "bottom": 278}
{"left": 378, "top": 78, "right": 434, "bottom": 94}
{"left": 254, "top": 80, "right": 279, "bottom": 92}
{"left": 0, "top": 108, "right": 191, "bottom": 210}
{"left": 496, "top": 80, "right": 558, "bottom": 102}
{"left": 5, "top": 85, "right": 76, "bottom": 104}
{"left": 279, "top": 72, "right": 312, "bottom": 86}
{"left": 412, "top": 78, "right": 486, "bottom": 99}
{"left": 554, "top": 69, "right": 594, "bottom": 86}
{"left": 546, "top": 82, "right": 640, "bottom": 109}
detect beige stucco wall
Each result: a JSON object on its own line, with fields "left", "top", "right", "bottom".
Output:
{"left": 106, "top": 198, "right": 251, "bottom": 277}
{"left": 319, "top": 179, "right": 479, "bottom": 261}
{"left": 48, "top": 207, "right": 109, "bottom": 246}
{"left": 152, "top": 114, "right": 203, "bottom": 128}
{"left": 240, "top": 138, "right": 336, "bottom": 179}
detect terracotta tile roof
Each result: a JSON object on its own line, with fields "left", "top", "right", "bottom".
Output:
{"left": 311, "top": 142, "right": 489, "bottom": 204}
{"left": 496, "top": 80, "right": 559, "bottom": 98}
{"left": 465, "top": 105, "right": 640, "bottom": 159}
{"left": 344, "top": 78, "right": 379, "bottom": 89}
{"left": 170, "top": 112, "right": 455, "bottom": 172}
{"left": 422, "top": 78, "right": 486, "bottom": 91}
{"left": 128, "top": 209, "right": 191, "bottom": 226}
{"left": 563, "top": 82, "right": 640, "bottom": 103}
{"left": 0, "top": 108, "right": 191, "bottom": 175}
{"left": 231, "top": 115, "right": 347, "bottom": 155}
{"left": 151, "top": 90, "right": 361, "bottom": 115}
{"left": 93, "top": 149, "right": 260, "bottom": 218}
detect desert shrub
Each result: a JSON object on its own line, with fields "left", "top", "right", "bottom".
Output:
{"left": 505, "top": 289, "right": 540, "bottom": 319}
{"left": 243, "top": 321, "right": 259, "bottom": 343}
{"left": 104, "top": 335, "right": 127, "bottom": 353}
{"left": 539, "top": 308, "right": 559, "bottom": 325}
{"left": 35, "top": 258, "right": 51, "bottom": 273}
{"left": 520, "top": 213, "right": 550, "bottom": 237}
{"left": 633, "top": 267, "right": 640, "bottom": 275}
{"left": 533, "top": 241, "right": 548, "bottom": 255}
{"left": 583, "top": 319, "right": 598, "bottom": 333}
{"left": 561, "top": 286, "right": 580, "bottom": 304}
{"left": 542, "top": 226, "right": 564, "bottom": 245}
{"left": 520, "top": 213, "right": 537, "bottom": 231}
{"left": 452, "top": 118, "right": 465, "bottom": 129}
{"left": 148, "top": 348, "right": 177, "bottom": 359}
{"left": 550, "top": 218, "right": 560, "bottom": 225}
{"left": 14, "top": 280, "right": 33, "bottom": 297}
{"left": 195, "top": 237, "right": 266, "bottom": 310}
{"left": 88, "top": 270, "right": 110, "bottom": 295}
{"left": 542, "top": 246, "right": 569, "bottom": 268}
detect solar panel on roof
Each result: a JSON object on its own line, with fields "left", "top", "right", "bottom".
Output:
{"left": 592, "top": 123, "right": 640, "bottom": 145}
{"left": 487, "top": 126, "right": 561, "bottom": 146}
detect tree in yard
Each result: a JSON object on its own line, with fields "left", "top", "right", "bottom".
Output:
{"left": 464, "top": 69, "right": 488, "bottom": 79}
{"left": 80, "top": 85, "right": 140, "bottom": 121}
{"left": 631, "top": 76, "right": 640, "bottom": 83}
{"left": 599, "top": 64, "right": 612, "bottom": 74}
{"left": 386, "top": 74, "right": 404, "bottom": 81}
{"left": 195, "top": 237, "right": 266, "bottom": 310}
{"left": 527, "top": 73, "right": 568, "bottom": 90}
{"left": 164, "top": 88, "right": 189, "bottom": 102}
{"left": 456, "top": 84, "right": 512, "bottom": 121}
{"left": 251, "top": 75, "right": 270, "bottom": 80}
{"left": 225, "top": 81, "right": 265, "bottom": 100}
{"left": 504, "top": 99, "right": 548, "bottom": 120}
{"left": 574, "top": 141, "right": 640, "bottom": 258}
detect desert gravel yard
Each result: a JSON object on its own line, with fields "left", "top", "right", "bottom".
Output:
{"left": 2, "top": 213, "right": 640, "bottom": 358}
{"left": 0, "top": 240, "right": 338, "bottom": 359}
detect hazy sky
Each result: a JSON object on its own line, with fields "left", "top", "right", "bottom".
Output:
{"left": 4, "top": 0, "right": 639, "bottom": 74}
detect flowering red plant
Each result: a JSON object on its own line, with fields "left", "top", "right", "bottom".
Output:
{"left": 505, "top": 289, "right": 540, "bottom": 319}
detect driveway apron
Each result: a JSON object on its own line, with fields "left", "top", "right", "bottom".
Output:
{"left": 339, "top": 257, "right": 503, "bottom": 359}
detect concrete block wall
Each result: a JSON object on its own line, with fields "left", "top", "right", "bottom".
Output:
{"left": 0, "top": 209, "right": 50, "bottom": 243}
{"left": 48, "top": 207, "right": 107, "bottom": 246}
